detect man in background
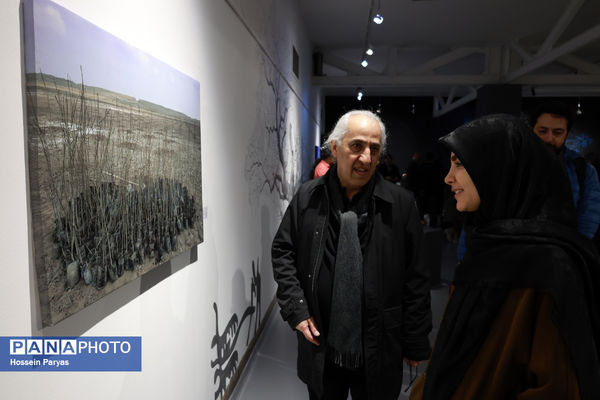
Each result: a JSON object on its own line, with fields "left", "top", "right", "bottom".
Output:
{"left": 532, "top": 101, "right": 600, "bottom": 240}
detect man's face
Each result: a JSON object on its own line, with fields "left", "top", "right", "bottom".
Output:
{"left": 533, "top": 113, "right": 568, "bottom": 150}
{"left": 331, "top": 115, "right": 382, "bottom": 199}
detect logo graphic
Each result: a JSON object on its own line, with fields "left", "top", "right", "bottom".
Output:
{"left": 1, "top": 336, "right": 141, "bottom": 371}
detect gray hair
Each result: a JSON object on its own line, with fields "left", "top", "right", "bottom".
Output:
{"left": 327, "top": 110, "right": 387, "bottom": 152}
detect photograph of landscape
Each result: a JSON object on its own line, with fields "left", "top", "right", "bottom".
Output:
{"left": 23, "top": 0, "right": 203, "bottom": 326}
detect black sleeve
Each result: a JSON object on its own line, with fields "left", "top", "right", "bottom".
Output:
{"left": 271, "top": 194, "right": 311, "bottom": 330}
{"left": 401, "top": 195, "right": 433, "bottom": 360}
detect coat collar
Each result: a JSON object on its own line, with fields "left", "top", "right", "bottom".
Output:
{"left": 372, "top": 173, "right": 394, "bottom": 204}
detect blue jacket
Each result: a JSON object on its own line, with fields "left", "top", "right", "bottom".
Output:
{"left": 562, "top": 147, "right": 600, "bottom": 239}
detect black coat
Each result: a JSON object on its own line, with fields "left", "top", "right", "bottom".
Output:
{"left": 272, "top": 172, "right": 432, "bottom": 399}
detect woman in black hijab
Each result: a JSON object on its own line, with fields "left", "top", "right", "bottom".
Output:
{"left": 410, "top": 114, "right": 600, "bottom": 399}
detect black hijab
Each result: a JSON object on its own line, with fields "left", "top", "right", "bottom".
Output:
{"left": 423, "top": 114, "right": 600, "bottom": 399}
{"left": 442, "top": 114, "right": 575, "bottom": 227}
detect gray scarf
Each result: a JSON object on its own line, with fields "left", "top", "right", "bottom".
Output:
{"left": 327, "top": 209, "right": 363, "bottom": 368}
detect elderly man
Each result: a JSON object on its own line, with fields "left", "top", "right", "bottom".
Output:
{"left": 272, "top": 110, "right": 432, "bottom": 399}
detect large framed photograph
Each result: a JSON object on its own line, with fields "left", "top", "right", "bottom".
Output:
{"left": 23, "top": 0, "right": 203, "bottom": 326}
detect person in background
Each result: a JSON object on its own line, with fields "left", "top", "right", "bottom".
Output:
{"left": 531, "top": 101, "right": 600, "bottom": 240}
{"left": 312, "top": 146, "right": 334, "bottom": 179}
{"left": 410, "top": 114, "right": 600, "bottom": 399}
{"left": 377, "top": 154, "right": 401, "bottom": 183}
{"left": 405, "top": 152, "right": 422, "bottom": 195}
{"left": 272, "top": 110, "right": 432, "bottom": 400}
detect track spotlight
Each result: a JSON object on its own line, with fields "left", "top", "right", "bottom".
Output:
{"left": 357, "top": 88, "right": 364, "bottom": 101}
{"left": 361, "top": 59, "right": 369, "bottom": 68}
{"left": 366, "top": 47, "right": 374, "bottom": 56}
{"left": 373, "top": 13, "right": 384, "bottom": 24}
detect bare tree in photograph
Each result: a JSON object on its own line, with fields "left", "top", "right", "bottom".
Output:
{"left": 27, "top": 70, "right": 202, "bottom": 326}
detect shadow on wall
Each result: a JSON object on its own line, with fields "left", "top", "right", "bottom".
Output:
{"left": 261, "top": 203, "right": 274, "bottom": 303}
{"left": 211, "top": 259, "right": 261, "bottom": 400}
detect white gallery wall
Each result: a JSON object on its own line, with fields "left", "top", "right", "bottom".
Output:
{"left": 0, "top": 0, "right": 320, "bottom": 398}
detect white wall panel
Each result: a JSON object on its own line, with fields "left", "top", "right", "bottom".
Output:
{"left": 0, "top": 0, "right": 320, "bottom": 398}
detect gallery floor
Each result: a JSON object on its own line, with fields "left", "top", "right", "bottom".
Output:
{"left": 230, "top": 235, "right": 457, "bottom": 400}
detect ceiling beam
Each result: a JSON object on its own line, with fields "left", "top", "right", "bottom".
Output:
{"left": 314, "top": 71, "right": 600, "bottom": 87}
{"left": 322, "top": 51, "right": 375, "bottom": 75}
{"left": 512, "top": 74, "right": 600, "bottom": 85}
{"left": 313, "top": 74, "right": 498, "bottom": 86}
{"left": 536, "top": 0, "right": 586, "bottom": 56}
{"left": 404, "top": 47, "right": 482, "bottom": 74}
{"left": 501, "top": 45, "right": 513, "bottom": 75}
{"left": 445, "top": 86, "right": 457, "bottom": 106}
{"left": 509, "top": 41, "right": 532, "bottom": 63}
{"left": 522, "top": 85, "right": 600, "bottom": 96}
{"left": 557, "top": 54, "right": 600, "bottom": 74}
{"left": 485, "top": 46, "right": 502, "bottom": 75}
{"left": 502, "top": 23, "right": 600, "bottom": 83}
{"left": 433, "top": 90, "right": 478, "bottom": 118}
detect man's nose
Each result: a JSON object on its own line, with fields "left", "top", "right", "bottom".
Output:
{"left": 359, "top": 148, "right": 371, "bottom": 163}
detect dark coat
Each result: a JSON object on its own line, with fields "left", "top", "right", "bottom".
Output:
{"left": 272, "top": 172, "right": 432, "bottom": 399}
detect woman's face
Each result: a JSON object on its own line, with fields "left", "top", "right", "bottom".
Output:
{"left": 444, "top": 152, "right": 481, "bottom": 212}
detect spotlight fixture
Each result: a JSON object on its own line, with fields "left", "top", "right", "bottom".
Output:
{"left": 372, "top": 1, "right": 384, "bottom": 25}
{"left": 362, "top": 1, "right": 380, "bottom": 70}
{"left": 357, "top": 88, "right": 364, "bottom": 101}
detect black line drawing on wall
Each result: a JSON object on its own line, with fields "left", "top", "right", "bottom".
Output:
{"left": 245, "top": 60, "right": 301, "bottom": 212}
{"left": 24, "top": 0, "right": 202, "bottom": 326}
{"left": 211, "top": 259, "right": 262, "bottom": 400}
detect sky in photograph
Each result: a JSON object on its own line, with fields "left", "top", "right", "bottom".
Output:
{"left": 24, "top": 0, "right": 200, "bottom": 120}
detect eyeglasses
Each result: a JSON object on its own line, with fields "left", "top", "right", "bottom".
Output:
{"left": 404, "top": 364, "right": 418, "bottom": 393}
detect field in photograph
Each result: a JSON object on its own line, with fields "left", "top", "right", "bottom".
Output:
{"left": 26, "top": 72, "right": 203, "bottom": 326}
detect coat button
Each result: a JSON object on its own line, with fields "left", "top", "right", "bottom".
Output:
{"left": 308, "top": 274, "right": 312, "bottom": 278}
{"left": 299, "top": 299, "right": 304, "bottom": 304}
